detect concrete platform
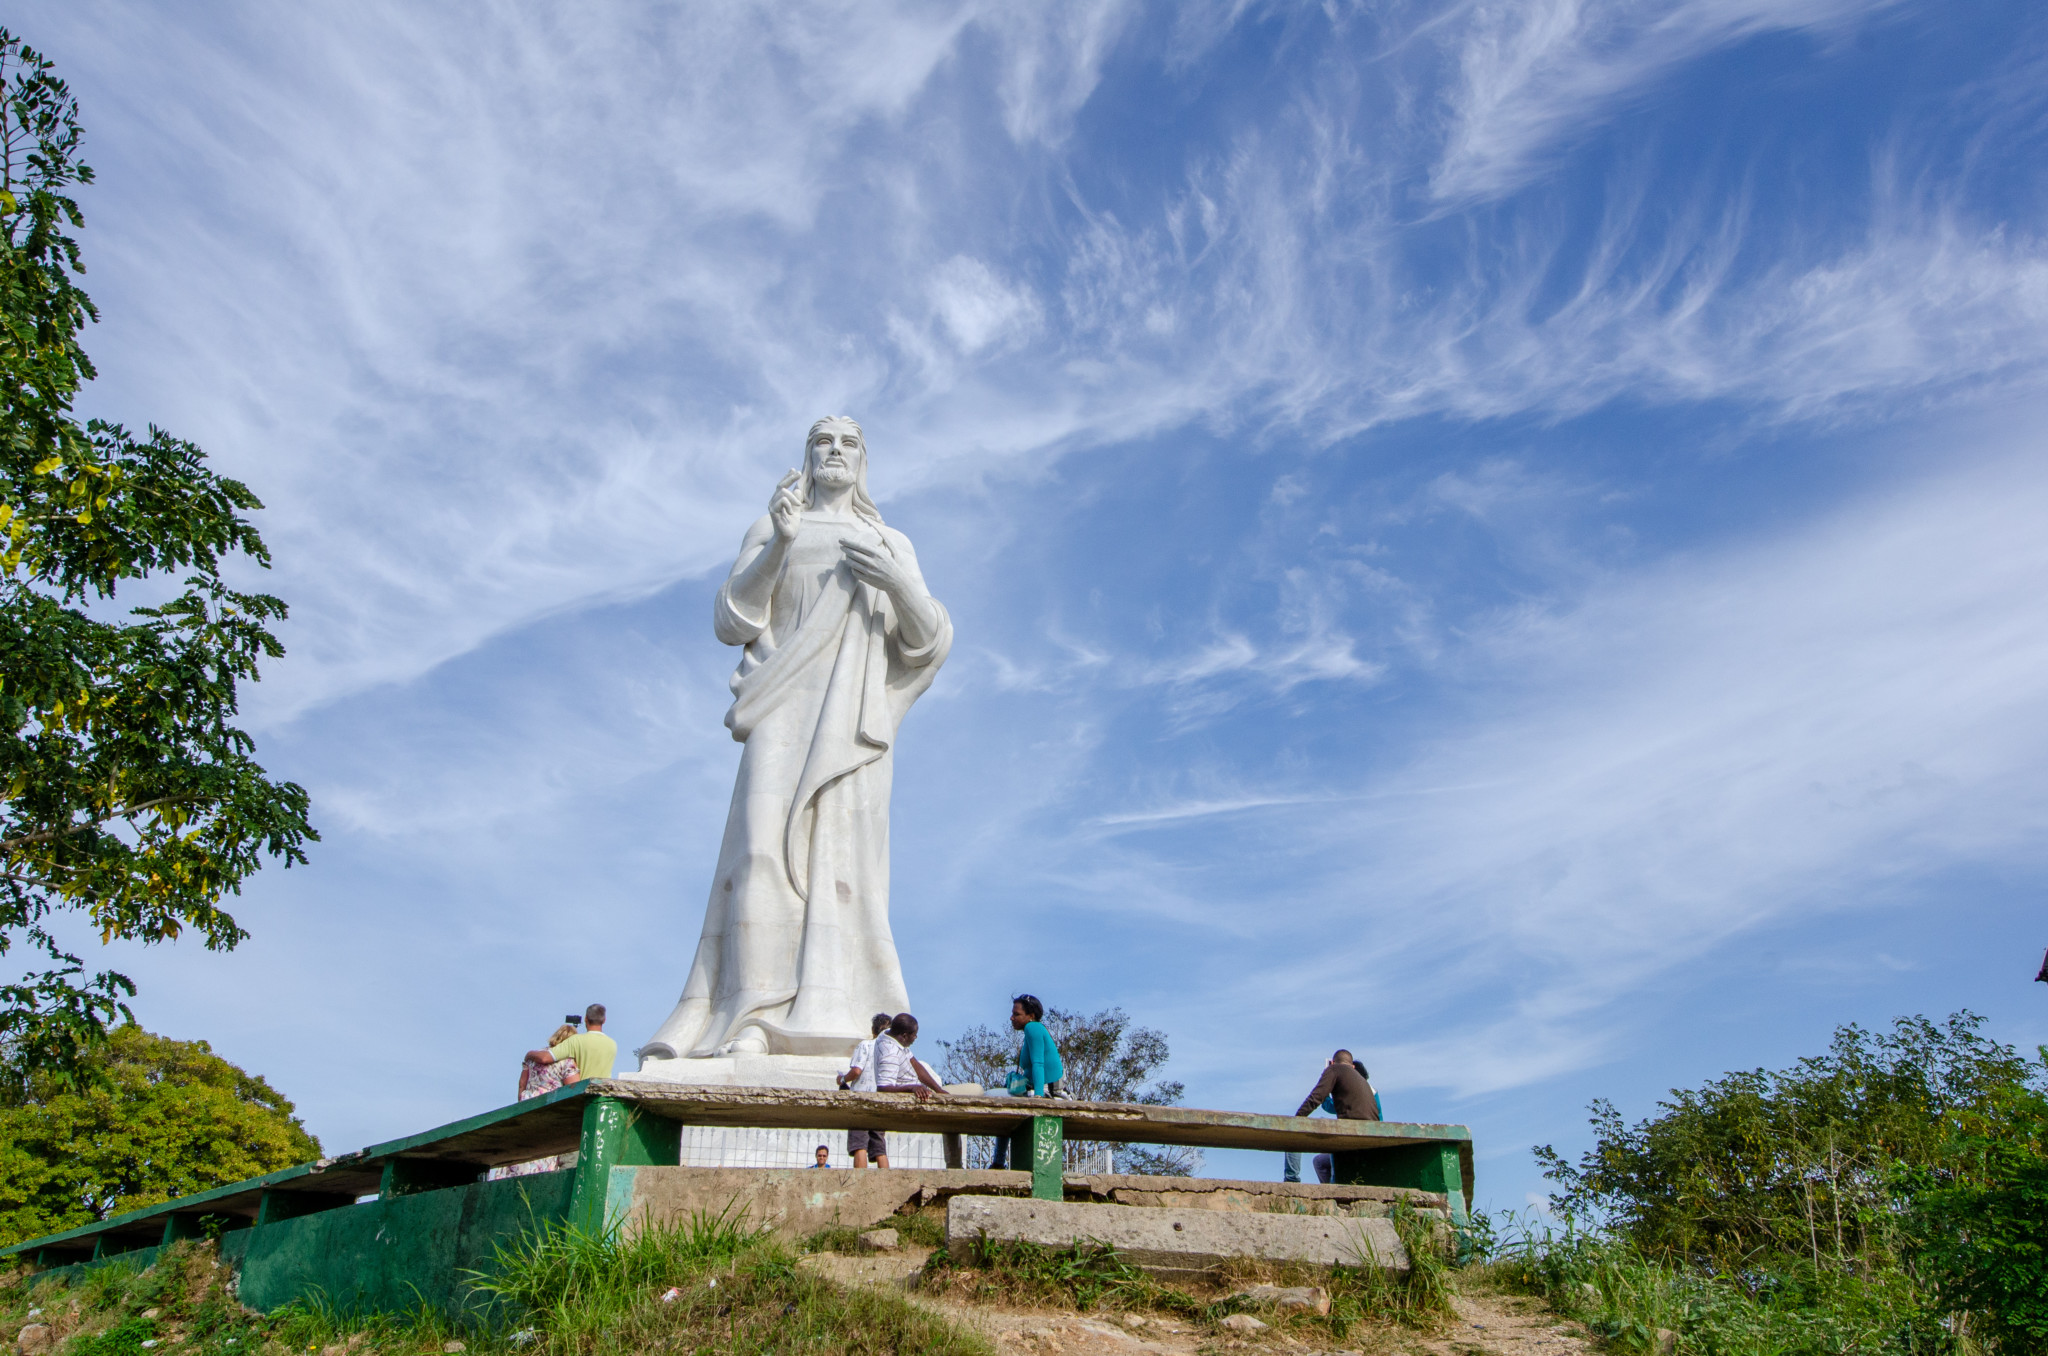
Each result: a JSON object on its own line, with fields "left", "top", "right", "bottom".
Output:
{"left": 614, "top": 1167, "right": 1452, "bottom": 1240}
{"left": 619, "top": 1167, "right": 1031, "bottom": 1239}
{"left": 946, "top": 1196, "right": 1412, "bottom": 1280}
{"left": 1068, "top": 1174, "right": 1450, "bottom": 1218}
{"left": 4, "top": 1081, "right": 1471, "bottom": 1319}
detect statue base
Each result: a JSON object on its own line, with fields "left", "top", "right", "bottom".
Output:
{"left": 620, "top": 1052, "right": 849, "bottom": 1090}
{"left": 618, "top": 1051, "right": 950, "bottom": 1169}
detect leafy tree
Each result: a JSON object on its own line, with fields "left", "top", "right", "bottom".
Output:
{"left": 0, "top": 1022, "right": 320, "bottom": 1245}
{"left": 1895, "top": 1083, "right": 2048, "bottom": 1353}
{"left": 0, "top": 32, "right": 314, "bottom": 1088}
{"left": 937, "top": 1005, "right": 1202, "bottom": 1175}
{"left": 1534, "top": 1012, "right": 2045, "bottom": 1269}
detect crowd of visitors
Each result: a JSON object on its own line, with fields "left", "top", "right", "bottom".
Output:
{"left": 509, "top": 998, "right": 1378, "bottom": 1181}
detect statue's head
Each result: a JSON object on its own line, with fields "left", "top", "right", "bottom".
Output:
{"left": 806, "top": 416, "right": 865, "bottom": 490}
{"left": 799, "top": 415, "right": 885, "bottom": 528}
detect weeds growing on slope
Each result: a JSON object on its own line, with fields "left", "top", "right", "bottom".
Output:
{"left": 1326, "top": 1201, "right": 1458, "bottom": 1331}
{"left": 1, "top": 1215, "right": 990, "bottom": 1356}
{"left": 801, "top": 1208, "right": 946, "bottom": 1254}
{"left": 470, "top": 1200, "right": 764, "bottom": 1336}
{"left": 923, "top": 1233, "right": 1202, "bottom": 1318}
{"left": 1477, "top": 1210, "right": 1956, "bottom": 1355}
{"left": 924, "top": 1198, "right": 1456, "bottom": 1347}
{"left": 470, "top": 1207, "right": 986, "bottom": 1356}
{"left": 1, "top": 1243, "right": 352, "bottom": 1356}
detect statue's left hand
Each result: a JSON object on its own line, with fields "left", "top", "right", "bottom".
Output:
{"left": 841, "top": 537, "right": 918, "bottom": 600}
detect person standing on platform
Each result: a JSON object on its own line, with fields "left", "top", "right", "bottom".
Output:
{"left": 526, "top": 1004, "right": 617, "bottom": 1083}
{"left": 859, "top": 1013, "right": 947, "bottom": 1167}
{"left": 491, "top": 1022, "right": 583, "bottom": 1180}
{"left": 991, "top": 995, "right": 1064, "bottom": 1170}
{"left": 1291, "top": 1048, "right": 1379, "bottom": 1184}
{"left": 839, "top": 1012, "right": 893, "bottom": 1090}
{"left": 840, "top": 1011, "right": 893, "bottom": 1168}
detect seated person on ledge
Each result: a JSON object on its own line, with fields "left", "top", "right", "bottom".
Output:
{"left": 1291, "top": 1048, "right": 1380, "bottom": 1184}
{"left": 874, "top": 1013, "right": 949, "bottom": 1103}
{"left": 992, "top": 993, "right": 1064, "bottom": 1169}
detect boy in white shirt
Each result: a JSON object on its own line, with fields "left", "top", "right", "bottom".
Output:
{"left": 838, "top": 1013, "right": 894, "bottom": 1167}
{"left": 839, "top": 1012, "right": 892, "bottom": 1093}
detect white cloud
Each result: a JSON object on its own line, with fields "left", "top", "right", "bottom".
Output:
{"left": 42, "top": 0, "right": 2048, "bottom": 741}
{"left": 47, "top": 1, "right": 1128, "bottom": 722}
{"left": 1108, "top": 125, "right": 2048, "bottom": 439}
{"left": 1290, "top": 431, "right": 2048, "bottom": 1092}
{"left": 930, "top": 255, "right": 1042, "bottom": 353}
{"left": 1092, "top": 792, "right": 1338, "bottom": 829}
{"left": 1429, "top": 0, "right": 1902, "bottom": 205}
{"left": 984, "top": 0, "right": 1142, "bottom": 145}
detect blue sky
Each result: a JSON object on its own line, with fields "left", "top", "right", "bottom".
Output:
{"left": 26, "top": 0, "right": 2048, "bottom": 1213}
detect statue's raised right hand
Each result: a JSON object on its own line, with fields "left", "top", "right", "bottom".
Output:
{"left": 770, "top": 469, "right": 804, "bottom": 542}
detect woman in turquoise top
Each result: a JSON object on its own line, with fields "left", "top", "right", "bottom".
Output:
{"left": 990, "top": 994, "right": 1063, "bottom": 1170}
{"left": 1011, "top": 993, "right": 1064, "bottom": 1096}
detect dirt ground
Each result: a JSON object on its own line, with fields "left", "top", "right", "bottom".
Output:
{"left": 795, "top": 1250, "right": 1598, "bottom": 1356}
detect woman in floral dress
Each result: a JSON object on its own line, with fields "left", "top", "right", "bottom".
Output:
{"left": 490, "top": 1023, "right": 580, "bottom": 1179}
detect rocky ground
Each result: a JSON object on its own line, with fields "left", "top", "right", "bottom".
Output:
{"left": 795, "top": 1247, "right": 1599, "bottom": 1356}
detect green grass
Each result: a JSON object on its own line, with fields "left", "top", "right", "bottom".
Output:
{"left": 470, "top": 1210, "right": 986, "bottom": 1356}
{"left": 923, "top": 1234, "right": 1205, "bottom": 1318}
{"left": 800, "top": 1209, "right": 946, "bottom": 1255}
{"left": 1, "top": 1243, "right": 321, "bottom": 1356}
{"left": 0, "top": 1214, "right": 992, "bottom": 1356}
{"left": 1476, "top": 1211, "right": 1964, "bottom": 1356}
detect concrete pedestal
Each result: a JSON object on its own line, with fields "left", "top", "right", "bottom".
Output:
{"left": 623, "top": 1053, "right": 847, "bottom": 1090}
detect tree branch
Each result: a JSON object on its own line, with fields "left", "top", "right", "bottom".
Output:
{"left": 0, "top": 793, "right": 206, "bottom": 852}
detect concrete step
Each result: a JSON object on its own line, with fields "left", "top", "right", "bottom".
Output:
{"left": 946, "top": 1196, "right": 1411, "bottom": 1279}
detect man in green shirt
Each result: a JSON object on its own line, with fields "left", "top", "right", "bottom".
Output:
{"left": 526, "top": 1004, "right": 617, "bottom": 1082}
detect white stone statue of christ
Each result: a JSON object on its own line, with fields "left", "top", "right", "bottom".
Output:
{"left": 641, "top": 417, "right": 951, "bottom": 1061}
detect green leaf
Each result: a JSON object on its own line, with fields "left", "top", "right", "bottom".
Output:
{"left": 0, "top": 29, "right": 316, "bottom": 1089}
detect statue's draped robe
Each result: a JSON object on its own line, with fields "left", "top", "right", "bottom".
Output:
{"left": 646, "top": 512, "right": 950, "bottom": 1059}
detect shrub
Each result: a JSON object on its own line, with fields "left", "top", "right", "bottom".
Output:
{"left": 1533, "top": 1012, "right": 2044, "bottom": 1270}
{"left": 1896, "top": 1085, "right": 2048, "bottom": 1353}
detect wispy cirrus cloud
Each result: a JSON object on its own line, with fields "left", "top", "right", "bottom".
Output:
{"left": 45, "top": 0, "right": 2048, "bottom": 738}
{"left": 1426, "top": 0, "right": 1905, "bottom": 205}
{"left": 1128, "top": 428, "right": 2048, "bottom": 1094}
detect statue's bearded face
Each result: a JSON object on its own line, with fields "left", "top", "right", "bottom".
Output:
{"left": 808, "top": 420, "right": 864, "bottom": 489}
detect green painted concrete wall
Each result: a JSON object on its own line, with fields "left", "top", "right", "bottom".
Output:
{"left": 1331, "top": 1143, "right": 1468, "bottom": 1223}
{"left": 231, "top": 1171, "right": 575, "bottom": 1319}
{"left": 37, "top": 1173, "right": 576, "bottom": 1318}
{"left": 1028, "top": 1116, "right": 1064, "bottom": 1200}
